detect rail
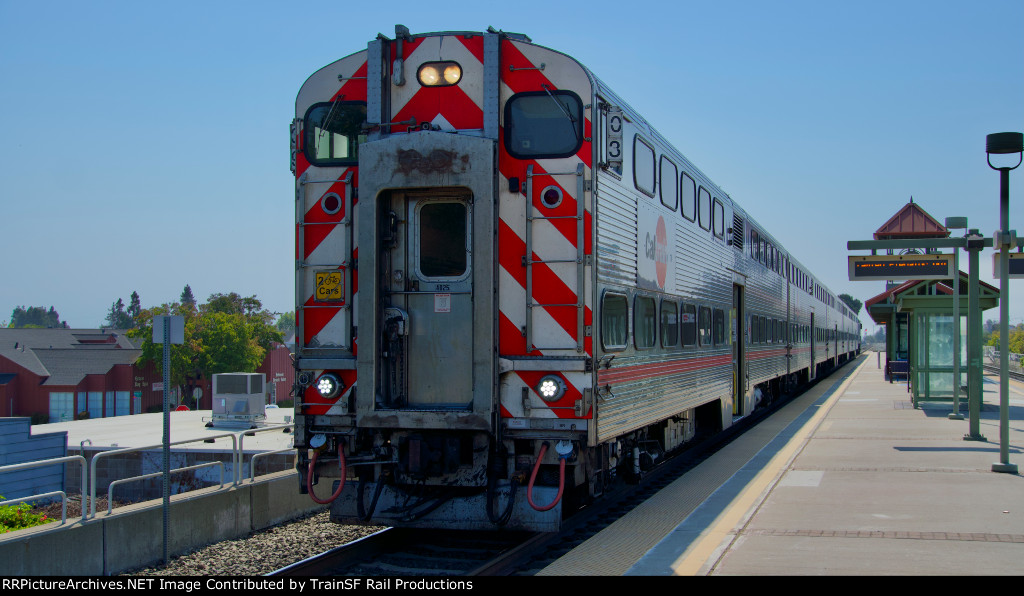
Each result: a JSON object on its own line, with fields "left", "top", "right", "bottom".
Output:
{"left": 0, "top": 455, "right": 87, "bottom": 523}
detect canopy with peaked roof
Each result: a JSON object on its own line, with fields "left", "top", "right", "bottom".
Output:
{"left": 874, "top": 198, "right": 949, "bottom": 240}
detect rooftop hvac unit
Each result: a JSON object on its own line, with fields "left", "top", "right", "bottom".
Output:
{"left": 209, "top": 373, "right": 266, "bottom": 428}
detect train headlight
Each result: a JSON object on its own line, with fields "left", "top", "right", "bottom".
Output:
{"left": 418, "top": 61, "right": 461, "bottom": 87}
{"left": 535, "top": 375, "right": 566, "bottom": 402}
{"left": 316, "top": 373, "right": 344, "bottom": 400}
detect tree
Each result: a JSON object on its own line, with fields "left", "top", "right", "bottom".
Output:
{"left": 838, "top": 294, "right": 862, "bottom": 315}
{"left": 180, "top": 285, "right": 197, "bottom": 310}
{"left": 127, "top": 291, "right": 142, "bottom": 326}
{"left": 104, "top": 298, "right": 133, "bottom": 329}
{"left": 130, "top": 292, "right": 284, "bottom": 408}
{"left": 275, "top": 311, "right": 295, "bottom": 339}
{"left": 10, "top": 306, "right": 66, "bottom": 328}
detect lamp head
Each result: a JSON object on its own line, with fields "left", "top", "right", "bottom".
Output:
{"left": 986, "top": 132, "right": 1023, "bottom": 171}
{"left": 987, "top": 132, "right": 1023, "bottom": 155}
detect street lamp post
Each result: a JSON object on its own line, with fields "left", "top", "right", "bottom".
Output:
{"left": 986, "top": 131, "right": 1022, "bottom": 474}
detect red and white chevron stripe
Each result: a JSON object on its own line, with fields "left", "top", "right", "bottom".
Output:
{"left": 496, "top": 40, "right": 594, "bottom": 420}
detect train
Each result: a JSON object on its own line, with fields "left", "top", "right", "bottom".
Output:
{"left": 290, "top": 25, "right": 861, "bottom": 532}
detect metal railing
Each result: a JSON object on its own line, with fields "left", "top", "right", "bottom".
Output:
{"left": 237, "top": 424, "right": 295, "bottom": 484}
{"left": 105, "top": 461, "right": 226, "bottom": 514}
{"left": 0, "top": 456, "right": 87, "bottom": 524}
{"left": 2, "top": 425, "right": 297, "bottom": 528}
{"left": 89, "top": 432, "right": 240, "bottom": 519}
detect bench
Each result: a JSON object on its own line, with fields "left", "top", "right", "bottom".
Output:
{"left": 887, "top": 360, "right": 909, "bottom": 383}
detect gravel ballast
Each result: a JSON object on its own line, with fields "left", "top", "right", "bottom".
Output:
{"left": 119, "top": 510, "right": 385, "bottom": 576}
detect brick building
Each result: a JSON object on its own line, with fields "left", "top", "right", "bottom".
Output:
{"left": 0, "top": 328, "right": 294, "bottom": 423}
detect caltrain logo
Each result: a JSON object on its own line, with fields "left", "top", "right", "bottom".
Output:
{"left": 644, "top": 216, "right": 672, "bottom": 289}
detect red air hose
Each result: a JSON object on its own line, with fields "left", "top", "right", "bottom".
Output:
{"left": 307, "top": 449, "right": 346, "bottom": 504}
{"left": 527, "top": 442, "right": 566, "bottom": 512}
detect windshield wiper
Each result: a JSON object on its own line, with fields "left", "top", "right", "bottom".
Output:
{"left": 541, "top": 84, "right": 579, "bottom": 142}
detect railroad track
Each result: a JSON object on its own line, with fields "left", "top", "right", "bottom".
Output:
{"left": 270, "top": 358, "right": 860, "bottom": 577}
{"left": 983, "top": 364, "right": 1024, "bottom": 382}
{"left": 270, "top": 527, "right": 542, "bottom": 576}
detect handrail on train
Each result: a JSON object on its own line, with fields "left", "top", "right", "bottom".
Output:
{"left": 0, "top": 456, "right": 88, "bottom": 524}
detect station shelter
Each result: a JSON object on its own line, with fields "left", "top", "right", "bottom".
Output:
{"left": 862, "top": 200, "right": 999, "bottom": 407}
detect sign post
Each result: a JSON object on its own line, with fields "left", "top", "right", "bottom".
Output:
{"left": 153, "top": 315, "right": 184, "bottom": 565}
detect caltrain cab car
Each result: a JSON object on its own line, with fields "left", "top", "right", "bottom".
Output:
{"left": 291, "top": 25, "right": 860, "bottom": 531}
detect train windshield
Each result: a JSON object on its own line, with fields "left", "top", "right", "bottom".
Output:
{"left": 504, "top": 91, "right": 583, "bottom": 159}
{"left": 304, "top": 101, "right": 367, "bottom": 166}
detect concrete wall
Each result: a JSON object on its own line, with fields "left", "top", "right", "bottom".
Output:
{"left": 0, "top": 470, "right": 325, "bottom": 576}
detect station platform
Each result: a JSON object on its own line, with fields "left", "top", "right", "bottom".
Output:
{"left": 539, "top": 352, "right": 1024, "bottom": 576}
{"left": 37, "top": 407, "right": 295, "bottom": 453}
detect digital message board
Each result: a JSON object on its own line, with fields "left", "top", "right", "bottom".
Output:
{"left": 848, "top": 254, "right": 954, "bottom": 281}
{"left": 992, "top": 252, "right": 1024, "bottom": 279}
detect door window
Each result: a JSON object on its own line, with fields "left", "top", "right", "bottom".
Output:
{"left": 417, "top": 201, "right": 468, "bottom": 278}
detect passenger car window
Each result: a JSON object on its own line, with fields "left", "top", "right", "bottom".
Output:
{"left": 681, "top": 173, "right": 696, "bottom": 222}
{"left": 601, "top": 293, "right": 628, "bottom": 350}
{"left": 661, "top": 300, "right": 679, "bottom": 347}
{"left": 698, "top": 306, "right": 712, "bottom": 346}
{"left": 713, "top": 199, "right": 725, "bottom": 238}
{"left": 698, "top": 187, "right": 712, "bottom": 232}
{"left": 681, "top": 304, "right": 696, "bottom": 346}
{"left": 660, "top": 157, "right": 678, "bottom": 210}
{"left": 713, "top": 309, "right": 725, "bottom": 345}
{"left": 634, "top": 137, "right": 656, "bottom": 197}
{"left": 635, "top": 296, "right": 656, "bottom": 349}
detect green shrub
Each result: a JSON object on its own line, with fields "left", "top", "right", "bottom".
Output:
{"left": 0, "top": 496, "right": 52, "bottom": 533}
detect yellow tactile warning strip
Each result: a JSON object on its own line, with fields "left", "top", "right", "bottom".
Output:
{"left": 537, "top": 356, "right": 869, "bottom": 576}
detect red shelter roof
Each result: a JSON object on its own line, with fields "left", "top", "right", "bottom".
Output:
{"left": 874, "top": 199, "right": 949, "bottom": 240}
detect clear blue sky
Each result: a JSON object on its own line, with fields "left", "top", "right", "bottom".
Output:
{"left": 1, "top": 0, "right": 1022, "bottom": 332}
